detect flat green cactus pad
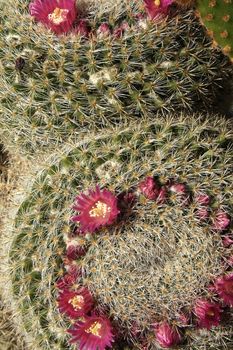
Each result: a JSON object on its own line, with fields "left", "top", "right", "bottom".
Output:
{"left": 197, "top": 0, "right": 233, "bottom": 59}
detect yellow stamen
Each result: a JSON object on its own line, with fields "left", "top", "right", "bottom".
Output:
{"left": 68, "top": 295, "right": 84, "bottom": 311}
{"left": 154, "top": 0, "right": 160, "bottom": 5}
{"left": 85, "top": 321, "right": 102, "bottom": 338}
{"left": 89, "top": 201, "right": 111, "bottom": 219}
{"left": 48, "top": 8, "right": 69, "bottom": 25}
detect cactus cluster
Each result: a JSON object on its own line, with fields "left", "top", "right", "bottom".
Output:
{"left": 7, "top": 114, "right": 233, "bottom": 350}
{"left": 196, "top": 0, "right": 233, "bottom": 60}
{"left": 0, "top": 0, "right": 232, "bottom": 155}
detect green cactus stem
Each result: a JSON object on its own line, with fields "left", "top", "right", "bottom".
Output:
{"left": 0, "top": 0, "right": 232, "bottom": 155}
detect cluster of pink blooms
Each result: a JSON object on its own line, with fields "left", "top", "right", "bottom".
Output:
{"left": 139, "top": 176, "right": 231, "bottom": 231}
{"left": 56, "top": 261, "right": 114, "bottom": 350}
{"left": 55, "top": 177, "right": 233, "bottom": 349}
{"left": 29, "top": 0, "right": 174, "bottom": 36}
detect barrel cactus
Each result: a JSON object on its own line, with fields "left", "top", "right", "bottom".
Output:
{"left": 4, "top": 113, "right": 233, "bottom": 350}
{"left": 0, "top": 0, "right": 232, "bottom": 156}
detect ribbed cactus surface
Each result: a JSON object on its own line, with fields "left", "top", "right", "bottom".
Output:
{"left": 197, "top": 0, "right": 233, "bottom": 60}
{"left": 0, "top": 0, "right": 231, "bottom": 155}
{"left": 8, "top": 114, "right": 233, "bottom": 350}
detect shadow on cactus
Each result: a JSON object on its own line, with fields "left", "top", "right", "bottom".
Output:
{"left": 0, "top": 144, "right": 9, "bottom": 184}
{"left": 9, "top": 114, "right": 233, "bottom": 349}
{"left": 0, "top": 0, "right": 232, "bottom": 155}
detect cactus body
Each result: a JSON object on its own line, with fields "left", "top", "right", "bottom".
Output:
{"left": 197, "top": 0, "right": 233, "bottom": 59}
{"left": 0, "top": 0, "right": 232, "bottom": 155}
{"left": 6, "top": 114, "right": 233, "bottom": 349}
{"left": 196, "top": 0, "right": 233, "bottom": 59}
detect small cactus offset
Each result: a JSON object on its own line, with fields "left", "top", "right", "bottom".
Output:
{"left": 0, "top": 0, "right": 232, "bottom": 155}
{"left": 196, "top": 0, "right": 233, "bottom": 60}
{"left": 6, "top": 113, "right": 233, "bottom": 350}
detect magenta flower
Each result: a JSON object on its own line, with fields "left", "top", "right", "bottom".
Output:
{"left": 68, "top": 315, "right": 114, "bottom": 350}
{"left": 226, "top": 256, "right": 233, "bottom": 267}
{"left": 169, "top": 183, "right": 186, "bottom": 194}
{"left": 193, "top": 299, "right": 222, "bottom": 329}
{"left": 157, "top": 186, "right": 167, "bottom": 203}
{"left": 222, "top": 235, "right": 233, "bottom": 248}
{"left": 66, "top": 245, "right": 87, "bottom": 260}
{"left": 195, "top": 193, "right": 210, "bottom": 206}
{"left": 75, "top": 19, "right": 91, "bottom": 37}
{"left": 138, "top": 177, "right": 160, "bottom": 200}
{"left": 113, "top": 22, "right": 130, "bottom": 38}
{"left": 213, "top": 211, "right": 231, "bottom": 231}
{"left": 214, "top": 273, "right": 233, "bottom": 307}
{"left": 177, "top": 312, "right": 190, "bottom": 326}
{"left": 58, "top": 288, "right": 94, "bottom": 318}
{"left": 154, "top": 322, "right": 181, "bottom": 348}
{"left": 97, "top": 23, "right": 111, "bottom": 37}
{"left": 72, "top": 186, "right": 119, "bottom": 234}
{"left": 29, "top": 0, "right": 77, "bottom": 35}
{"left": 143, "top": 0, "right": 173, "bottom": 20}
{"left": 196, "top": 207, "right": 209, "bottom": 220}
{"left": 56, "top": 268, "right": 80, "bottom": 290}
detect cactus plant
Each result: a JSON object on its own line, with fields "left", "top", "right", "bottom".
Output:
{"left": 196, "top": 0, "right": 233, "bottom": 60}
{"left": 4, "top": 113, "right": 233, "bottom": 350}
{"left": 0, "top": 0, "right": 232, "bottom": 156}
{"left": 174, "top": 0, "right": 233, "bottom": 60}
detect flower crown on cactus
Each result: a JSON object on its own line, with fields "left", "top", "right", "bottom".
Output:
{"left": 7, "top": 114, "right": 233, "bottom": 350}
{"left": 0, "top": 0, "right": 232, "bottom": 155}
{"left": 56, "top": 177, "right": 232, "bottom": 349}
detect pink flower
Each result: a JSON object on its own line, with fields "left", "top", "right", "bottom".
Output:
{"left": 72, "top": 186, "right": 119, "bottom": 233}
{"left": 214, "top": 273, "right": 233, "bottom": 307}
{"left": 68, "top": 315, "right": 114, "bottom": 350}
{"left": 29, "top": 0, "right": 77, "bottom": 35}
{"left": 143, "top": 0, "right": 173, "bottom": 20}
{"left": 222, "top": 235, "right": 233, "bottom": 248}
{"left": 177, "top": 312, "right": 190, "bottom": 326}
{"left": 138, "top": 177, "right": 160, "bottom": 200}
{"left": 56, "top": 268, "right": 80, "bottom": 290}
{"left": 195, "top": 193, "right": 210, "bottom": 206}
{"left": 75, "top": 19, "right": 90, "bottom": 37}
{"left": 58, "top": 288, "right": 93, "bottom": 318}
{"left": 193, "top": 299, "right": 222, "bottom": 329}
{"left": 113, "top": 22, "right": 130, "bottom": 38}
{"left": 213, "top": 211, "right": 231, "bottom": 231}
{"left": 66, "top": 245, "right": 87, "bottom": 260}
{"left": 97, "top": 23, "right": 111, "bottom": 37}
{"left": 154, "top": 322, "right": 181, "bottom": 348}
{"left": 157, "top": 186, "right": 167, "bottom": 203}
{"left": 196, "top": 207, "right": 209, "bottom": 220}
{"left": 169, "top": 183, "right": 186, "bottom": 194}
{"left": 226, "top": 256, "right": 233, "bottom": 267}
